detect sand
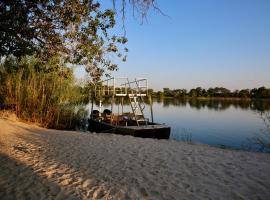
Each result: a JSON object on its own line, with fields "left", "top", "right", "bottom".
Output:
{"left": 0, "top": 118, "right": 270, "bottom": 200}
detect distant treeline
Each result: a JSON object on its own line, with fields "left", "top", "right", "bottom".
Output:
{"left": 148, "top": 87, "right": 270, "bottom": 99}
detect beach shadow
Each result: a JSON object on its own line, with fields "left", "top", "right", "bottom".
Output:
{"left": 7, "top": 121, "right": 153, "bottom": 198}
{"left": 0, "top": 152, "right": 76, "bottom": 200}
{"left": 2, "top": 120, "right": 116, "bottom": 199}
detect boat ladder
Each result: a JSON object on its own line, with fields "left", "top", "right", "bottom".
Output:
{"left": 128, "top": 79, "right": 147, "bottom": 126}
{"left": 93, "top": 77, "right": 149, "bottom": 126}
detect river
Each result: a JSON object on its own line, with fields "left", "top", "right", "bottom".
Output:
{"left": 88, "top": 98, "right": 270, "bottom": 152}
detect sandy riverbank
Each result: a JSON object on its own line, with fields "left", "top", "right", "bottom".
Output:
{"left": 0, "top": 118, "right": 270, "bottom": 200}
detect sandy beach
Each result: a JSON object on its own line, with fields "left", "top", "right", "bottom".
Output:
{"left": 0, "top": 118, "right": 270, "bottom": 200}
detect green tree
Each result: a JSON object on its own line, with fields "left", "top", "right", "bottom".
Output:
{"left": 0, "top": 0, "right": 128, "bottom": 81}
{"left": 232, "top": 90, "right": 239, "bottom": 97}
{"left": 147, "top": 88, "right": 154, "bottom": 96}
{"left": 156, "top": 91, "right": 164, "bottom": 99}
{"left": 163, "top": 88, "right": 173, "bottom": 97}
{"left": 253, "top": 87, "right": 270, "bottom": 98}
{"left": 238, "top": 89, "right": 250, "bottom": 98}
{"left": 189, "top": 89, "right": 197, "bottom": 97}
{"left": 201, "top": 89, "right": 207, "bottom": 97}
{"left": 212, "top": 87, "right": 231, "bottom": 97}
{"left": 195, "top": 87, "right": 202, "bottom": 97}
{"left": 207, "top": 88, "right": 214, "bottom": 97}
{"left": 1, "top": 1, "right": 161, "bottom": 80}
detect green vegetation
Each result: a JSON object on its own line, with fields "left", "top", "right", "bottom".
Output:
{"left": 249, "top": 111, "right": 270, "bottom": 152}
{"left": 0, "top": 1, "right": 157, "bottom": 128}
{"left": 1, "top": 1, "right": 268, "bottom": 131}
{"left": 0, "top": 0, "right": 157, "bottom": 80}
{"left": 0, "top": 0, "right": 128, "bottom": 79}
{"left": 0, "top": 56, "right": 90, "bottom": 129}
{"left": 149, "top": 87, "right": 270, "bottom": 99}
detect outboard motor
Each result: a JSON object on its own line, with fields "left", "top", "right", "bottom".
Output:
{"left": 103, "top": 109, "right": 112, "bottom": 122}
{"left": 91, "top": 110, "right": 100, "bottom": 119}
{"left": 103, "top": 109, "right": 111, "bottom": 115}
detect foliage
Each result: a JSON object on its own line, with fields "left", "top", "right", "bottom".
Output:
{"left": 0, "top": 0, "right": 162, "bottom": 128}
{"left": 0, "top": 0, "right": 128, "bottom": 81}
{"left": 0, "top": 55, "right": 89, "bottom": 129}
{"left": 148, "top": 87, "right": 270, "bottom": 99}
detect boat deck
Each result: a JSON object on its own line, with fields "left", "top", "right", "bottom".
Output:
{"left": 88, "top": 119, "right": 171, "bottom": 139}
{"left": 122, "top": 124, "right": 170, "bottom": 130}
{"left": 90, "top": 77, "right": 170, "bottom": 139}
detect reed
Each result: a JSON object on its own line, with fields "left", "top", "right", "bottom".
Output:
{"left": 0, "top": 56, "right": 89, "bottom": 129}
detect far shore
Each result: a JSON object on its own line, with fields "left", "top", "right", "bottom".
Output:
{"left": 1, "top": 118, "right": 270, "bottom": 199}
{"left": 154, "top": 96, "right": 270, "bottom": 101}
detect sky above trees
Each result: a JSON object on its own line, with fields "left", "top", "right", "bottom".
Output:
{"left": 75, "top": 0, "right": 270, "bottom": 90}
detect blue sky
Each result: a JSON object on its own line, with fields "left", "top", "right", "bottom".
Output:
{"left": 75, "top": 0, "right": 270, "bottom": 90}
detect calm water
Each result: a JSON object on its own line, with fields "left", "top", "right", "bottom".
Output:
{"left": 90, "top": 98, "right": 270, "bottom": 152}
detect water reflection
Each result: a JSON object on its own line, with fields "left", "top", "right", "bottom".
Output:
{"left": 95, "top": 97, "right": 270, "bottom": 111}
{"left": 87, "top": 98, "right": 270, "bottom": 153}
{"left": 161, "top": 98, "right": 270, "bottom": 111}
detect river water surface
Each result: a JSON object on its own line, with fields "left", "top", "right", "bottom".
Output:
{"left": 90, "top": 98, "right": 270, "bottom": 152}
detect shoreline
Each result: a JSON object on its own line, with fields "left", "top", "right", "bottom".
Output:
{"left": 153, "top": 96, "right": 270, "bottom": 101}
{"left": 1, "top": 118, "right": 270, "bottom": 199}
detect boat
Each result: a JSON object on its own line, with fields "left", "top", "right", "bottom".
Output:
{"left": 88, "top": 77, "right": 171, "bottom": 139}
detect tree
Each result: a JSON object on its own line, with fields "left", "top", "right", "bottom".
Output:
{"left": 112, "top": 0, "right": 164, "bottom": 23}
{"left": 238, "top": 89, "right": 250, "bottom": 98}
{"left": 212, "top": 87, "right": 231, "bottom": 97}
{"left": 195, "top": 87, "right": 202, "bottom": 97}
{"left": 147, "top": 88, "right": 154, "bottom": 96}
{"left": 189, "top": 89, "right": 197, "bottom": 97}
{"left": 0, "top": 1, "right": 162, "bottom": 81}
{"left": 163, "top": 88, "right": 173, "bottom": 97}
{"left": 207, "top": 88, "right": 214, "bottom": 97}
{"left": 201, "top": 89, "right": 207, "bottom": 97}
{"left": 156, "top": 91, "right": 163, "bottom": 98}
{"left": 0, "top": 0, "right": 128, "bottom": 81}
{"left": 252, "top": 87, "right": 270, "bottom": 98}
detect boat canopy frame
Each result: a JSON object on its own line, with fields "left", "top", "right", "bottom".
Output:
{"left": 90, "top": 77, "right": 154, "bottom": 126}
{"left": 94, "top": 77, "right": 148, "bottom": 97}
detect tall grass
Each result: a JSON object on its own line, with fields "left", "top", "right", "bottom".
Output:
{"left": 251, "top": 111, "right": 270, "bottom": 152}
{"left": 0, "top": 56, "right": 89, "bottom": 129}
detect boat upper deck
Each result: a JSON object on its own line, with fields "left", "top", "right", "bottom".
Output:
{"left": 94, "top": 77, "right": 148, "bottom": 97}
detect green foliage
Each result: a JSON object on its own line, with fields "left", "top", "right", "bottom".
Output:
{"left": 149, "top": 87, "right": 270, "bottom": 99}
{"left": 0, "top": 0, "right": 128, "bottom": 80}
{"left": 0, "top": 55, "right": 89, "bottom": 129}
{"left": 163, "top": 88, "right": 173, "bottom": 97}
{"left": 251, "top": 87, "right": 270, "bottom": 98}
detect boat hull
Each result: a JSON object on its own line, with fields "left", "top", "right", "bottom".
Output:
{"left": 88, "top": 119, "right": 170, "bottom": 139}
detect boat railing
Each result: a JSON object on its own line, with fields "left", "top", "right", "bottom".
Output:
{"left": 94, "top": 77, "right": 148, "bottom": 97}
{"left": 91, "top": 77, "right": 152, "bottom": 126}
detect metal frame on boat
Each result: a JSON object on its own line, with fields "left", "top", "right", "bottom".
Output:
{"left": 88, "top": 77, "right": 170, "bottom": 139}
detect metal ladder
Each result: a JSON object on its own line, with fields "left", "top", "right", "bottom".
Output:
{"left": 93, "top": 77, "right": 148, "bottom": 126}
{"left": 128, "top": 79, "right": 147, "bottom": 126}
